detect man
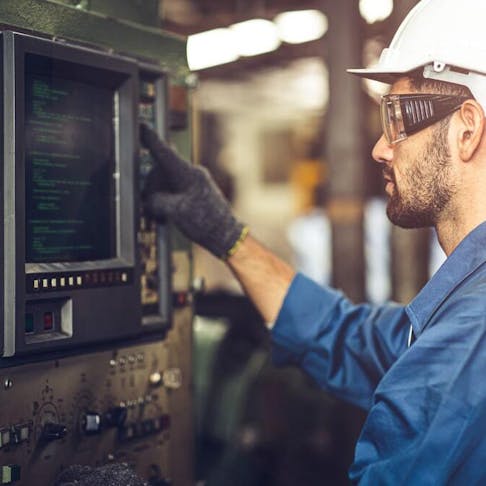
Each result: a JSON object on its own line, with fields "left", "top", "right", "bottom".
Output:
{"left": 141, "top": 0, "right": 486, "bottom": 483}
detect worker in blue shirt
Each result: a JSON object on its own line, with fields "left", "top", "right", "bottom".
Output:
{"left": 140, "top": 0, "right": 486, "bottom": 482}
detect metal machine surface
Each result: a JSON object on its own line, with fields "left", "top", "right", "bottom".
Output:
{"left": 0, "top": 18, "right": 194, "bottom": 485}
{"left": 0, "top": 331, "right": 193, "bottom": 485}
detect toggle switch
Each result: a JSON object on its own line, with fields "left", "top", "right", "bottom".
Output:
{"left": 82, "top": 412, "right": 102, "bottom": 435}
{"left": 25, "top": 313, "right": 34, "bottom": 334}
{"left": 1, "top": 465, "right": 21, "bottom": 484}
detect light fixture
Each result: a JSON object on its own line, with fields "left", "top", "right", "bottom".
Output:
{"left": 359, "top": 0, "right": 394, "bottom": 24}
{"left": 230, "top": 19, "right": 281, "bottom": 57}
{"left": 187, "top": 28, "right": 239, "bottom": 71}
{"left": 274, "top": 10, "right": 328, "bottom": 44}
{"left": 188, "top": 11, "right": 331, "bottom": 71}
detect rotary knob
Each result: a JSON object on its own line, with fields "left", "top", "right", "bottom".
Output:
{"left": 40, "top": 422, "right": 67, "bottom": 441}
{"left": 81, "top": 412, "right": 102, "bottom": 435}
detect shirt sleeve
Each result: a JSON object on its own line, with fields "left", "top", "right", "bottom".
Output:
{"left": 271, "top": 273, "right": 410, "bottom": 410}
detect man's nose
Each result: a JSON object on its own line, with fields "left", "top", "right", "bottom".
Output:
{"left": 372, "top": 134, "right": 393, "bottom": 165}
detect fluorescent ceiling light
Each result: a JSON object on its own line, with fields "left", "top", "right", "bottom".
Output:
{"left": 274, "top": 10, "right": 328, "bottom": 44}
{"left": 230, "top": 19, "right": 281, "bottom": 57}
{"left": 187, "top": 28, "right": 238, "bottom": 70}
{"left": 359, "top": 0, "right": 393, "bottom": 24}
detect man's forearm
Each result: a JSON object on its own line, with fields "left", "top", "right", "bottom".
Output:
{"left": 226, "top": 234, "right": 295, "bottom": 324}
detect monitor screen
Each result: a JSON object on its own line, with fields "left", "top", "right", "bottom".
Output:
{"left": 24, "top": 56, "right": 117, "bottom": 263}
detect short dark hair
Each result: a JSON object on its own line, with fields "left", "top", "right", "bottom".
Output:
{"left": 405, "top": 68, "right": 474, "bottom": 130}
{"left": 407, "top": 68, "right": 473, "bottom": 98}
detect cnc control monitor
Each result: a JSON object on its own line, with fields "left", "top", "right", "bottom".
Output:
{"left": 2, "top": 32, "right": 142, "bottom": 357}
{"left": 25, "top": 66, "right": 117, "bottom": 264}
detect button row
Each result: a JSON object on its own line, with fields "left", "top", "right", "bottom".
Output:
{"left": 109, "top": 353, "right": 145, "bottom": 369}
{"left": 0, "top": 422, "right": 31, "bottom": 449}
{"left": 25, "top": 311, "right": 55, "bottom": 334}
{"left": 33, "top": 275, "right": 83, "bottom": 290}
{"left": 119, "top": 394, "right": 154, "bottom": 409}
{"left": 27, "top": 268, "right": 133, "bottom": 294}
{"left": 118, "top": 414, "right": 170, "bottom": 442}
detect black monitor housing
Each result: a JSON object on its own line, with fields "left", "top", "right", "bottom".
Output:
{"left": 2, "top": 31, "right": 141, "bottom": 357}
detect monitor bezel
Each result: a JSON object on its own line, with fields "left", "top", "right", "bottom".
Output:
{"left": 2, "top": 31, "right": 140, "bottom": 357}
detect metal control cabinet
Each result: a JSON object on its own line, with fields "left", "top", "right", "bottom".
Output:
{"left": 0, "top": 2, "right": 194, "bottom": 484}
{"left": 0, "top": 317, "right": 193, "bottom": 485}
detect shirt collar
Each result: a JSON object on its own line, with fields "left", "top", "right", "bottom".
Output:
{"left": 406, "top": 220, "right": 486, "bottom": 335}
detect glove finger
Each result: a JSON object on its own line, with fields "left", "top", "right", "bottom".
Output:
{"left": 140, "top": 123, "right": 192, "bottom": 188}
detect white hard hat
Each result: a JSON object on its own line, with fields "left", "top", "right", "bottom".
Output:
{"left": 348, "top": 0, "right": 486, "bottom": 110}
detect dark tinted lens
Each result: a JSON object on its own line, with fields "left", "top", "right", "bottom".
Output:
{"left": 380, "top": 94, "right": 469, "bottom": 144}
{"left": 399, "top": 94, "right": 469, "bottom": 138}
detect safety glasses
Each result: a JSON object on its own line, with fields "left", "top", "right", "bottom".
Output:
{"left": 380, "top": 93, "right": 470, "bottom": 145}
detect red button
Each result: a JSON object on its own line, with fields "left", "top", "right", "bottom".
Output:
{"left": 43, "top": 312, "right": 54, "bottom": 330}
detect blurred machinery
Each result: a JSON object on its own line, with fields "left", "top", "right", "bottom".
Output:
{"left": 0, "top": 2, "right": 194, "bottom": 484}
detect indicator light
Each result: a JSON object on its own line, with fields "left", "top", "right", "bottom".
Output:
{"left": 43, "top": 312, "right": 54, "bottom": 330}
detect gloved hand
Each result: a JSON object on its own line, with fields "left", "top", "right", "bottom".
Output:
{"left": 140, "top": 123, "right": 248, "bottom": 259}
{"left": 54, "top": 463, "right": 146, "bottom": 486}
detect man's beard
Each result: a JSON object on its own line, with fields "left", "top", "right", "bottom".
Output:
{"left": 385, "top": 123, "right": 456, "bottom": 229}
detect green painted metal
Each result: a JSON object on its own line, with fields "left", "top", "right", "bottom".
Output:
{"left": 0, "top": 0, "right": 189, "bottom": 81}
{"left": 55, "top": 0, "right": 161, "bottom": 28}
{"left": 0, "top": 0, "right": 194, "bottom": 247}
{"left": 169, "top": 101, "right": 194, "bottom": 251}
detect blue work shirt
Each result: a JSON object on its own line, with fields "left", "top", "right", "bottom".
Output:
{"left": 272, "top": 221, "right": 486, "bottom": 484}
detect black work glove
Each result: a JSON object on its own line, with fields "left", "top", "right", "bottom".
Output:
{"left": 140, "top": 123, "right": 247, "bottom": 259}
{"left": 54, "top": 463, "right": 146, "bottom": 486}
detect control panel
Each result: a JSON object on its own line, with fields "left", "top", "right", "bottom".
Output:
{"left": 0, "top": 340, "right": 190, "bottom": 485}
{"left": 137, "top": 67, "right": 172, "bottom": 330}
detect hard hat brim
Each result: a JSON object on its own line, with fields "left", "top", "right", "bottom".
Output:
{"left": 347, "top": 68, "right": 406, "bottom": 85}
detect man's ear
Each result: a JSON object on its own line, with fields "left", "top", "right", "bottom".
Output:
{"left": 457, "top": 99, "right": 485, "bottom": 161}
